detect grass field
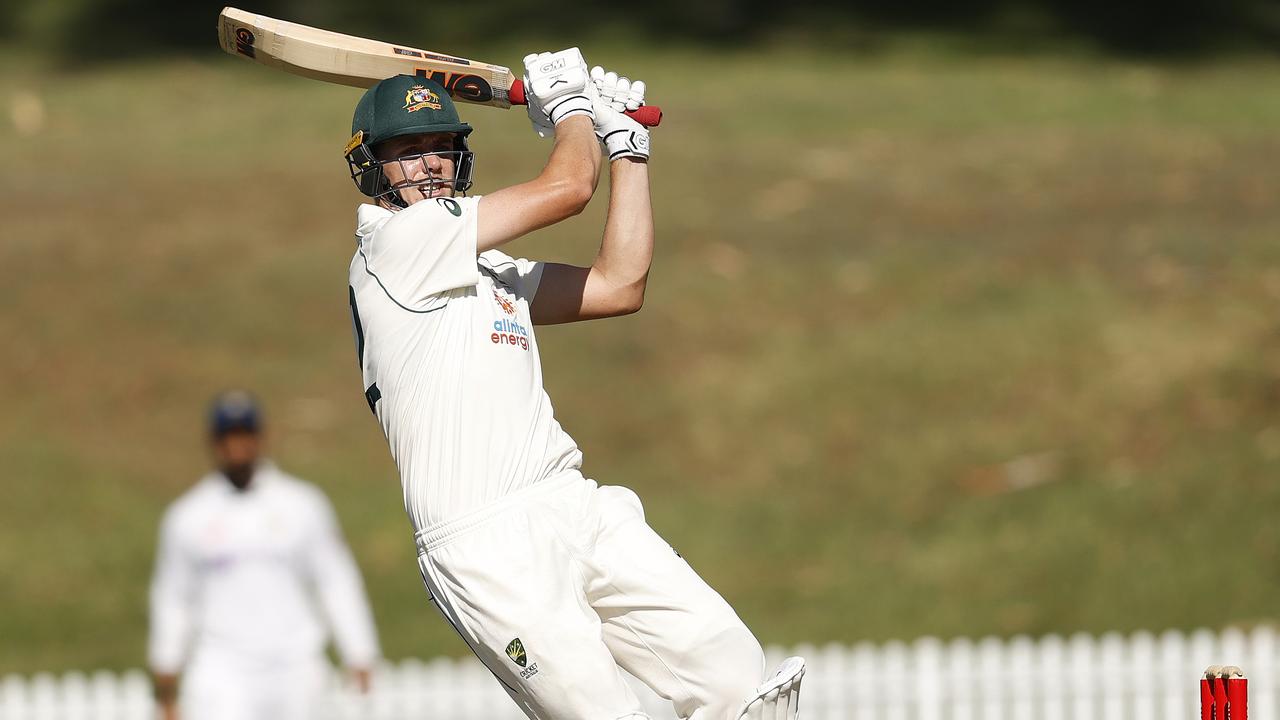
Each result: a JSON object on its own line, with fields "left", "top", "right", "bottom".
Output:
{"left": 1, "top": 48, "right": 1279, "bottom": 673}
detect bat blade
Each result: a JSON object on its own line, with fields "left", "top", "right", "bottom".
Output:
{"left": 218, "top": 7, "right": 517, "bottom": 108}
{"left": 217, "top": 7, "right": 662, "bottom": 126}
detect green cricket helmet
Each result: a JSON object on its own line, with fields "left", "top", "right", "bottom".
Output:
{"left": 344, "top": 75, "right": 475, "bottom": 207}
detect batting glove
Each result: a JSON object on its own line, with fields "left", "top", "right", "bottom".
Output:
{"left": 522, "top": 48, "right": 595, "bottom": 137}
{"left": 590, "top": 66, "right": 649, "bottom": 161}
{"left": 591, "top": 66, "right": 647, "bottom": 113}
{"left": 523, "top": 89, "right": 555, "bottom": 139}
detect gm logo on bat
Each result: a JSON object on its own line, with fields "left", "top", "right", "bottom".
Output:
{"left": 413, "top": 69, "right": 495, "bottom": 103}
{"left": 234, "top": 27, "right": 256, "bottom": 58}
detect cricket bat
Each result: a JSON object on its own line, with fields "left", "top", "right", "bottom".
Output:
{"left": 217, "top": 7, "right": 663, "bottom": 127}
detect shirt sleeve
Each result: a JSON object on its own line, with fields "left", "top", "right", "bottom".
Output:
{"left": 359, "top": 196, "right": 481, "bottom": 310}
{"left": 305, "top": 493, "right": 381, "bottom": 669}
{"left": 478, "top": 248, "right": 547, "bottom": 303}
{"left": 147, "top": 507, "right": 196, "bottom": 674}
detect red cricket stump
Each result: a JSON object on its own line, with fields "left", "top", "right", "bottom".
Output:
{"left": 1201, "top": 671, "right": 1247, "bottom": 720}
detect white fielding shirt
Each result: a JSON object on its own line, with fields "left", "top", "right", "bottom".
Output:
{"left": 148, "top": 464, "right": 380, "bottom": 673}
{"left": 348, "top": 198, "right": 583, "bottom": 532}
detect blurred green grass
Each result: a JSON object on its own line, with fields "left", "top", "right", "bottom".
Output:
{"left": 2, "top": 49, "right": 1279, "bottom": 672}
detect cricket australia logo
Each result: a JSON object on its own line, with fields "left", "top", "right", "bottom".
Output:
{"left": 403, "top": 85, "right": 443, "bottom": 112}
{"left": 505, "top": 638, "right": 526, "bottom": 667}
{"left": 506, "top": 638, "right": 539, "bottom": 679}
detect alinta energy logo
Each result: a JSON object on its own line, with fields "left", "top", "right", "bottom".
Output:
{"left": 491, "top": 316, "right": 530, "bottom": 351}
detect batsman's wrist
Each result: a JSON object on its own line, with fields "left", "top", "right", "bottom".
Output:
{"left": 553, "top": 109, "right": 593, "bottom": 126}
{"left": 554, "top": 115, "right": 595, "bottom": 134}
{"left": 601, "top": 130, "right": 650, "bottom": 161}
{"left": 152, "top": 677, "right": 179, "bottom": 703}
{"left": 547, "top": 97, "right": 594, "bottom": 126}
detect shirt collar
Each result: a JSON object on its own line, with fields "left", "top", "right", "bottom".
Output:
{"left": 356, "top": 203, "right": 394, "bottom": 243}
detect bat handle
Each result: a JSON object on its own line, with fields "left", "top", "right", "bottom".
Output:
{"left": 508, "top": 79, "right": 663, "bottom": 127}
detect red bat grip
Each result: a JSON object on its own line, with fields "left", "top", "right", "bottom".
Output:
{"left": 508, "top": 79, "right": 662, "bottom": 127}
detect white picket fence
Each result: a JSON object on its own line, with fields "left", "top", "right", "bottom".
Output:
{"left": 1, "top": 626, "right": 1274, "bottom": 720}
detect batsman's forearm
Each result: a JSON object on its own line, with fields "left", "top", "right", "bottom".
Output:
{"left": 475, "top": 118, "right": 600, "bottom": 251}
{"left": 595, "top": 159, "right": 653, "bottom": 303}
{"left": 544, "top": 117, "right": 601, "bottom": 197}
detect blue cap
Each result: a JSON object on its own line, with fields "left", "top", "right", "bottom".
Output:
{"left": 208, "top": 390, "right": 262, "bottom": 437}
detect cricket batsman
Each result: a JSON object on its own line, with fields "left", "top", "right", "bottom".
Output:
{"left": 148, "top": 391, "right": 380, "bottom": 720}
{"left": 343, "top": 49, "right": 804, "bottom": 719}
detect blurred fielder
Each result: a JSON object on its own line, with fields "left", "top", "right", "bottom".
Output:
{"left": 148, "top": 391, "right": 380, "bottom": 720}
{"left": 343, "top": 50, "right": 803, "bottom": 719}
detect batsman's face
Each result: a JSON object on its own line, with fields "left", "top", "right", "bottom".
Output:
{"left": 377, "top": 133, "right": 459, "bottom": 205}
{"left": 212, "top": 430, "right": 262, "bottom": 488}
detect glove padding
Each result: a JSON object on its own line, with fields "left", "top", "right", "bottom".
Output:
{"left": 591, "top": 67, "right": 647, "bottom": 113}
{"left": 590, "top": 66, "right": 650, "bottom": 161}
{"left": 523, "top": 48, "right": 595, "bottom": 137}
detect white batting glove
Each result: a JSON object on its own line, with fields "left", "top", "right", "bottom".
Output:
{"left": 590, "top": 66, "right": 650, "bottom": 161}
{"left": 522, "top": 48, "right": 595, "bottom": 137}
{"left": 591, "top": 66, "right": 647, "bottom": 113}
{"left": 523, "top": 86, "right": 555, "bottom": 139}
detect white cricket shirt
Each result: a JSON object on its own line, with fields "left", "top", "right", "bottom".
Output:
{"left": 347, "top": 198, "right": 583, "bottom": 532}
{"left": 147, "top": 463, "right": 380, "bottom": 673}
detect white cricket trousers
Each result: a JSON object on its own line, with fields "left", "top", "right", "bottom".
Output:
{"left": 415, "top": 472, "right": 767, "bottom": 720}
{"left": 180, "top": 647, "right": 327, "bottom": 720}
